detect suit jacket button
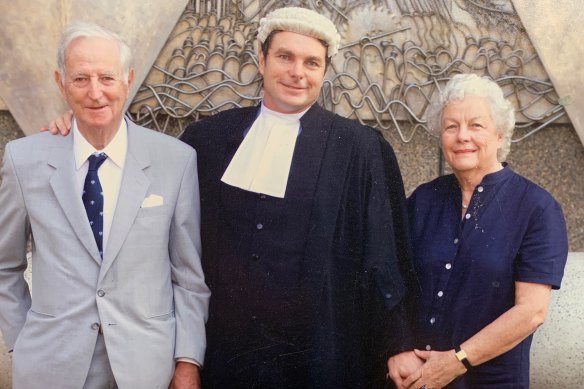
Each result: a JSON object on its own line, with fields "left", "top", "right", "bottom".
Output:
{"left": 251, "top": 254, "right": 260, "bottom": 261}
{"left": 97, "top": 289, "right": 105, "bottom": 297}
{"left": 91, "top": 322, "right": 100, "bottom": 330}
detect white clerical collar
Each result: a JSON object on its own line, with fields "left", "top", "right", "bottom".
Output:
{"left": 221, "top": 103, "right": 309, "bottom": 198}
{"left": 73, "top": 119, "right": 128, "bottom": 170}
{"left": 260, "top": 104, "right": 309, "bottom": 123}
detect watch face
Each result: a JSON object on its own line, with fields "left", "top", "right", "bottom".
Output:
{"left": 456, "top": 350, "right": 467, "bottom": 361}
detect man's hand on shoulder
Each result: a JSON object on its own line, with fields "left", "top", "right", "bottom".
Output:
{"left": 40, "top": 110, "right": 73, "bottom": 135}
{"left": 169, "top": 361, "right": 201, "bottom": 389}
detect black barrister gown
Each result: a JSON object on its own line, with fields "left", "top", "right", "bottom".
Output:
{"left": 180, "top": 104, "right": 417, "bottom": 389}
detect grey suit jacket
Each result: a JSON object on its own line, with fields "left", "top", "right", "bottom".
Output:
{"left": 0, "top": 121, "right": 210, "bottom": 389}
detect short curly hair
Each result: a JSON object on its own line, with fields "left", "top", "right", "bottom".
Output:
{"left": 426, "top": 74, "right": 515, "bottom": 162}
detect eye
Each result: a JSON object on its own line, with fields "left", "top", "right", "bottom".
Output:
{"left": 278, "top": 54, "right": 290, "bottom": 61}
{"left": 100, "top": 75, "right": 116, "bottom": 85}
{"left": 72, "top": 76, "right": 89, "bottom": 87}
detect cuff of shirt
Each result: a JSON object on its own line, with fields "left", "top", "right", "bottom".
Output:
{"left": 176, "top": 357, "right": 201, "bottom": 367}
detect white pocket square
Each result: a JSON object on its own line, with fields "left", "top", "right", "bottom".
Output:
{"left": 141, "top": 194, "right": 164, "bottom": 208}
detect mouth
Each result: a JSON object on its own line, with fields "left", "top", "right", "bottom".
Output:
{"left": 281, "top": 82, "right": 306, "bottom": 91}
{"left": 86, "top": 105, "right": 108, "bottom": 111}
{"left": 454, "top": 149, "right": 477, "bottom": 154}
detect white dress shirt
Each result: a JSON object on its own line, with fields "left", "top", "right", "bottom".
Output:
{"left": 74, "top": 120, "right": 127, "bottom": 254}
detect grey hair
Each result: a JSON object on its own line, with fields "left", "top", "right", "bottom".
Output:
{"left": 57, "top": 21, "right": 132, "bottom": 82}
{"left": 426, "top": 73, "right": 515, "bottom": 162}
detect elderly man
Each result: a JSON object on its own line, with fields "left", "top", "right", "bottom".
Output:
{"left": 0, "top": 22, "right": 210, "bottom": 388}
{"left": 47, "top": 8, "right": 417, "bottom": 388}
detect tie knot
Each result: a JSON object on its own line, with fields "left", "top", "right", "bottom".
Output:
{"left": 88, "top": 153, "right": 107, "bottom": 171}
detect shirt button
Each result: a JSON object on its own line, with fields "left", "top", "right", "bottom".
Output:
{"left": 465, "top": 213, "right": 471, "bottom": 219}
{"left": 251, "top": 254, "right": 260, "bottom": 261}
{"left": 256, "top": 223, "right": 264, "bottom": 230}
{"left": 453, "top": 238, "right": 459, "bottom": 244}
{"left": 430, "top": 317, "right": 436, "bottom": 324}
{"left": 97, "top": 290, "right": 105, "bottom": 297}
{"left": 384, "top": 293, "right": 392, "bottom": 299}
{"left": 477, "top": 186, "right": 484, "bottom": 193}
{"left": 425, "top": 345, "right": 432, "bottom": 351}
{"left": 445, "top": 263, "right": 452, "bottom": 270}
{"left": 91, "top": 322, "right": 100, "bottom": 331}
{"left": 437, "top": 291, "right": 444, "bottom": 297}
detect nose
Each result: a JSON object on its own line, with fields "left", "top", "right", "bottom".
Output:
{"left": 87, "top": 77, "right": 103, "bottom": 100}
{"left": 457, "top": 124, "right": 471, "bottom": 142}
{"left": 289, "top": 60, "right": 304, "bottom": 79}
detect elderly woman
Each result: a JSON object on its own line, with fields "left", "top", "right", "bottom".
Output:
{"left": 391, "top": 73, "right": 569, "bottom": 389}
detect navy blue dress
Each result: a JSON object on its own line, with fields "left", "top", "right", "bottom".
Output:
{"left": 408, "top": 165, "right": 568, "bottom": 388}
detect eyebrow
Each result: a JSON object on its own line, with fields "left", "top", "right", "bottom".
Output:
{"left": 443, "top": 115, "right": 486, "bottom": 122}
{"left": 305, "top": 55, "right": 324, "bottom": 64}
{"left": 69, "top": 71, "right": 117, "bottom": 77}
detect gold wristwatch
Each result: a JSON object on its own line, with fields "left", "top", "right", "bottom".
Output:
{"left": 454, "top": 346, "right": 472, "bottom": 369}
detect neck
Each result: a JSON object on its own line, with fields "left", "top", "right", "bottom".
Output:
{"left": 77, "top": 120, "right": 121, "bottom": 150}
{"left": 453, "top": 163, "right": 503, "bottom": 192}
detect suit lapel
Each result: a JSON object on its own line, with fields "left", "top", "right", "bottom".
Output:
{"left": 100, "top": 123, "right": 150, "bottom": 280}
{"left": 48, "top": 139, "right": 103, "bottom": 264}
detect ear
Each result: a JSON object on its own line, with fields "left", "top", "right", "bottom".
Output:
{"left": 258, "top": 50, "right": 266, "bottom": 77}
{"left": 497, "top": 130, "right": 504, "bottom": 148}
{"left": 55, "top": 70, "right": 66, "bottom": 98}
{"left": 127, "top": 68, "right": 135, "bottom": 89}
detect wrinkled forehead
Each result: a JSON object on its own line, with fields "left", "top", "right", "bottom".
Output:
{"left": 64, "top": 37, "right": 123, "bottom": 70}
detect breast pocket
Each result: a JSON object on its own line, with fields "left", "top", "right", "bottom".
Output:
{"left": 136, "top": 204, "right": 169, "bottom": 218}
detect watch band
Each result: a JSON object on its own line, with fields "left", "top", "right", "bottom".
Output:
{"left": 454, "top": 346, "right": 472, "bottom": 370}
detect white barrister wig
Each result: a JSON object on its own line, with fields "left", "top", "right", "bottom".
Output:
{"left": 257, "top": 7, "right": 341, "bottom": 57}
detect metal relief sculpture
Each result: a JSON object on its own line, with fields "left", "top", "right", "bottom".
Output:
{"left": 130, "top": 0, "right": 566, "bottom": 143}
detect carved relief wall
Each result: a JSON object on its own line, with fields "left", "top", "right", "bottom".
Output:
{"left": 131, "top": 0, "right": 567, "bottom": 147}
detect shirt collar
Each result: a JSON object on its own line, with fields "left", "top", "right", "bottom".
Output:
{"left": 74, "top": 119, "right": 128, "bottom": 170}
{"left": 259, "top": 102, "right": 310, "bottom": 122}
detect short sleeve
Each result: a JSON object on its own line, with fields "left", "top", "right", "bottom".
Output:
{"left": 514, "top": 197, "right": 568, "bottom": 289}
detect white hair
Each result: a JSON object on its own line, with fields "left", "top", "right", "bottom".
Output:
{"left": 427, "top": 73, "right": 515, "bottom": 161}
{"left": 57, "top": 21, "right": 132, "bottom": 82}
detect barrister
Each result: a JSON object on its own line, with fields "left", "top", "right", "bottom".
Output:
{"left": 181, "top": 7, "right": 417, "bottom": 388}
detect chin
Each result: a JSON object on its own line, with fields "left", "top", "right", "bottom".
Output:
{"left": 450, "top": 162, "right": 478, "bottom": 173}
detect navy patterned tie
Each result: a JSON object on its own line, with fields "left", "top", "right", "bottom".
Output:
{"left": 83, "top": 153, "right": 108, "bottom": 257}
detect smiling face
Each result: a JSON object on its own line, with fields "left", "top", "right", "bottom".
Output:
{"left": 258, "top": 31, "right": 327, "bottom": 114}
{"left": 55, "top": 36, "right": 134, "bottom": 138}
{"left": 441, "top": 95, "right": 503, "bottom": 177}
